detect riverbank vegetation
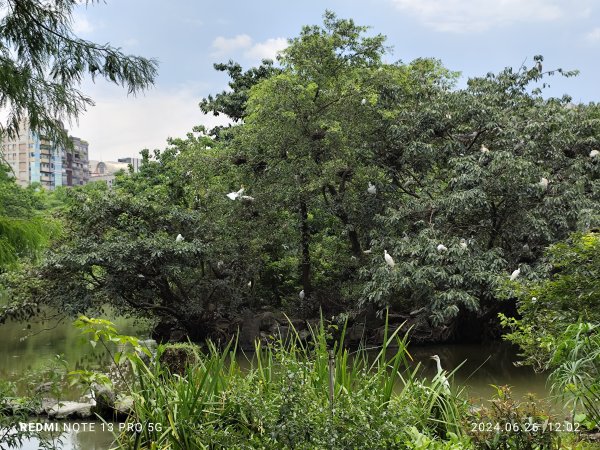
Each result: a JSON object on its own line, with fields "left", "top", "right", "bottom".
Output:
{"left": 67, "top": 316, "right": 600, "bottom": 448}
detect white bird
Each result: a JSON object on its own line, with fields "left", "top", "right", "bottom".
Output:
{"left": 539, "top": 177, "right": 549, "bottom": 189}
{"left": 459, "top": 239, "right": 468, "bottom": 250}
{"left": 480, "top": 145, "right": 490, "bottom": 153}
{"left": 510, "top": 267, "right": 521, "bottom": 281}
{"left": 437, "top": 244, "right": 448, "bottom": 252}
{"left": 363, "top": 249, "right": 372, "bottom": 254}
{"left": 367, "top": 182, "right": 377, "bottom": 195}
{"left": 176, "top": 234, "right": 184, "bottom": 242}
{"left": 430, "top": 355, "right": 451, "bottom": 393}
{"left": 240, "top": 195, "right": 255, "bottom": 202}
{"left": 361, "top": 98, "right": 367, "bottom": 105}
{"left": 226, "top": 187, "right": 245, "bottom": 200}
{"left": 590, "top": 149, "right": 599, "bottom": 158}
{"left": 247, "top": 281, "right": 252, "bottom": 288}
{"left": 384, "top": 250, "right": 395, "bottom": 268}
{"left": 299, "top": 289, "right": 305, "bottom": 300}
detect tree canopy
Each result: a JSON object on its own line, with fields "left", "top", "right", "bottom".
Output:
{"left": 10, "top": 12, "right": 600, "bottom": 343}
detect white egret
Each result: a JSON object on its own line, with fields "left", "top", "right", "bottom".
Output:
{"left": 590, "top": 149, "right": 599, "bottom": 158}
{"left": 480, "top": 145, "right": 490, "bottom": 153}
{"left": 226, "top": 187, "right": 245, "bottom": 200}
{"left": 510, "top": 266, "right": 521, "bottom": 281}
{"left": 430, "top": 355, "right": 451, "bottom": 393}
{"left": 367, "top": 182, "right": 377, "bottom": 195}
{"left": 459, "top": 239, "right": 468, "bottom": 250}
{"left": 384, "top": 250, "right": 395, "bottom": 268}
{"left": 363, "top": 249, "right": 372, "bottom": 254}
{"left": 299, "top": 290, "right": 305, "bottom": 300}
{"left": 539, "top": 177, "right": 549, "bottom": 189}
{"left": 361, "top": 98, "right": 367, "bottom": 105}
{"left": 436, "top": 244, "right": 448, "bottom": 252}
{"left": 240, "top": 195, "right": 255, "bottom": 202}
{"left": 247, "top": 280, "right": 252, "bottom": 288}
{"left": 176, "top": 234, "right": 184, "bottom": 242}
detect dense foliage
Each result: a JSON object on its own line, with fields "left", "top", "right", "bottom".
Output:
{"left": 0, "top": 163, "right": 58, "bottom": 269}
{"left": 501, "top": 232, "right": 600, "bottom": 428}
{"left": 6, "top": 12, "right": 600, "bottom": 344}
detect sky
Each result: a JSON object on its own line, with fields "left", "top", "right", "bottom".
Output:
{"left": 68, "top": 0, "right": 600, "bottom": 162}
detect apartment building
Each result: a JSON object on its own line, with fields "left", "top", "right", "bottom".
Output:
{"left": 0, "top": 121, "right": 89, "bottom": 189}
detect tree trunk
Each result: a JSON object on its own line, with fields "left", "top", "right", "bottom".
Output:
{"left": 299, "top": 200, "right": 312, "bottom": 295}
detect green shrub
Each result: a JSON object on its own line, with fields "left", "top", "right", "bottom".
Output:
{"left": 465, "top": 385, "right": 557, "bottom": 450}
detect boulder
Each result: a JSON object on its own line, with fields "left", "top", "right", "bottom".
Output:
{"left": 114, "top": 396, "right": 134, "bottom": 420}
{"left": 47, "top": 401, "right": 94, "bottom": 419}
{"left": 91, "top": 383, "right": 116, "bottom": 419}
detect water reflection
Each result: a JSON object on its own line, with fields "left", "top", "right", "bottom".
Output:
{"left": 407, "top": 343, "right": 549, "bottom": 401}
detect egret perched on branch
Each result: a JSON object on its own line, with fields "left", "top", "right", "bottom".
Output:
{"left": 176, "top": 234, "right": 184, "bottom": 242}
{"left": 590, "top": 149, "right": 599, "bottom": 158}
{"left": 436, "top": 244, "right": 448, "bottom": 252}
{"left": 384, "top": 250, "right": 395, "bottom": 268}
{"left": 539, "top": 177, "right": 549, "bottom": 190}
{"left": 480, "top": 145, "right": 490, "bottom": 154}
{"left": 361, "top": 98, "right": 367, "bottom": 105}
{"left": 430, "top": 354, "right": 451, "bottom": 394}
{"left": 367, "top": 182, "right": 377, "bottom": 195}
{"left": 459, "top": 239, "right": 468, "bottom": 250}
{"left": 510, "top": 266, "right": 521, "bottom": 281}
{"left": 535, "top": 60, "right": 542, "bottom": 73}
{"left": 226, "top": 187, "right": 245, "bottom": 200}
{"left": 299, "top": 290, "right": 305, "bottom": 300}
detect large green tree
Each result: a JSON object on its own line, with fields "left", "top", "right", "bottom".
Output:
{"left": 17, "top": 13, "right": 600, "bottom": 343}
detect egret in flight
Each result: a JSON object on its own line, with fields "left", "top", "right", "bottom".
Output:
{"left": 226, "top": 187, "right": 245, "bottom": 200}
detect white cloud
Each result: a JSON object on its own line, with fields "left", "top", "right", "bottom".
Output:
{"left": 211, "top": 35, "right": 288, "bottom": 61}
{"left": 72, "top": 13, "right": 94, "bottom": 34}
{"left": 211, "top": 34, "right": 252, "bottom": 56}
{"left": 244, "top": 37, "right": 288, "bottom": 61}
{"left": 70, "top": 83, "right": 230, "bottom": 162}
{"left": 390, "top": 0, "right": 586, "bottom": 33}
{"left": 585, "top": 27, "right": 600, "bottom": 43}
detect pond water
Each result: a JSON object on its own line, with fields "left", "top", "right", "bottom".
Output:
{"left": 0, "top": 315, "right": 552, "bottom": 450}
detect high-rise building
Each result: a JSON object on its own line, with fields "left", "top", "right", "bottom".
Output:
{"left": 67, "top": 136, "right": 90, "bottom": 186}
{"left": 0, "top": 120, "right": 89, "bottom": 189}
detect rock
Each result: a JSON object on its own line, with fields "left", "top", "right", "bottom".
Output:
{"left": 159, "top": 343, "right": 200, "bottom": 376}
{"left": 346, "top": 323, "right": 366, "bottom": 345}
{"left": 114, "top": 396, "right": 134, "bottom": 420}
{"left": 47, "top": 401, "right": 94, "bottom": 419}
{"left": 239, "top": 309, "right": 261, "bottom": 350}
{"left": 34, "top": 382, "right": 54, "bottom": 394}
{"left": 91, "top": 383, "right": 116, "bottom": 419}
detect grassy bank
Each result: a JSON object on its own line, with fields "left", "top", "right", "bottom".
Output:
{"left": 72, "top": 316, "right": 593, "bottom": 450}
